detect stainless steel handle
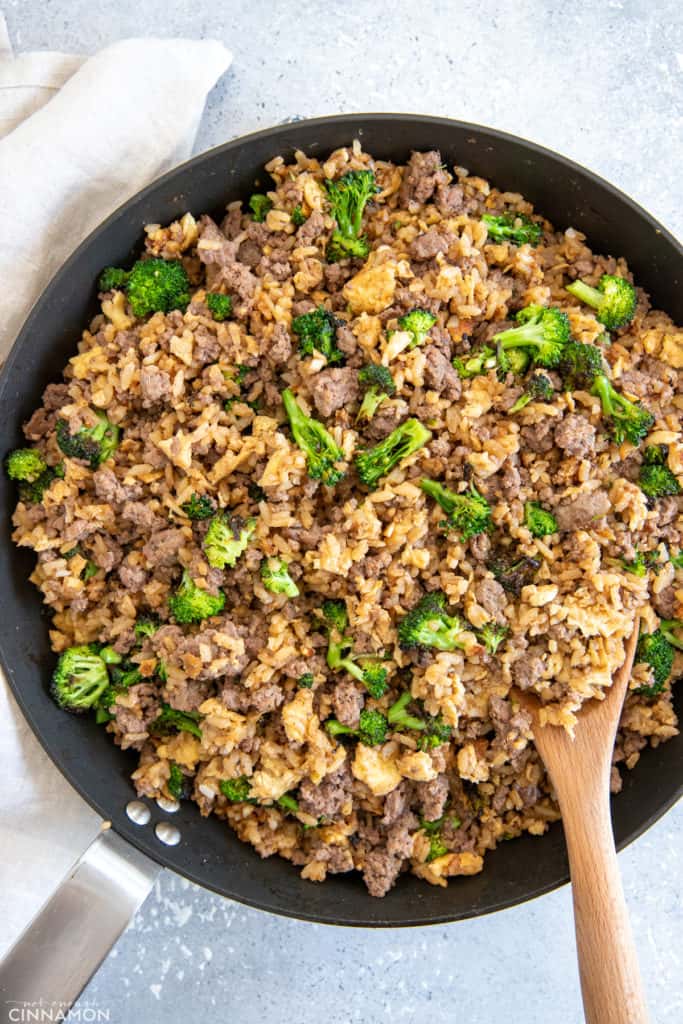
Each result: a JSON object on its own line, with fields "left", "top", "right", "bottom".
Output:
{"left": 0, "top": 828, "right": 159, "bottom": 1013}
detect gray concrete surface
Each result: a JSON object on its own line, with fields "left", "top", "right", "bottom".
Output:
{"left": 3, "top": 0, "right": 682, "bottom": 1021}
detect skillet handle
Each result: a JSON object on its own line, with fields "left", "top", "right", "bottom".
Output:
{"left": 0, "top": 828, "right": 159, "bottom": 1012}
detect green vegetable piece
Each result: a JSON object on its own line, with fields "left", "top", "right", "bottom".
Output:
{"left": 397, "top": 309, "right": 437, "bottom": 349}
{"left": 51, "top": 645, "right": 109, "bottom": 713}
{"left": 566, "top": 274, "right": 636, "bottom": 330}
{"left": 524, "top": 501, "right": 558, "bottom": 538}
{"left": 282, "top": 388, "right": 345, "bottom": 486}
{"left": 249, "top": 194, "right": 272, "bottom": 222}
{"left": 481, "top": 212, "right": 542, "bottom": 247}
{"left": 206, "top": 292, "right": 233, "bottom": 321}
{"left": 397, "top": 591, "right": 468, "bottom": 653}
{"left": 204, "top": 513, "right": 256, "bottom": 569}
{"left": 168, "top": 569, "right": 226, "bottom": 624}
{"left": 357, "top": 364, "right": 396, "bottom": 422}
{"left": 355, "top": 419, "right": 431, "bottom": 489}
{"left": 420, "top": 479, "right": 492, "bottom": 541}
{"left": 260, "top": 556, "right": 300, "bottom": 598}
{"left": 56, "top": 411, "right": 120, "bottom": 469}
{"left": 324, "top": 170, "right": 379, "bottom": 262}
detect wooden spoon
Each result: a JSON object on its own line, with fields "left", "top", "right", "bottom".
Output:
{"left": 515, "top": 618, "right": 650, "bottom": 1024}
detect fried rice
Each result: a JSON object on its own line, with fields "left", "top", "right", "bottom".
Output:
{"left": 10, "top": 142, "right": 682, "bottom": 897}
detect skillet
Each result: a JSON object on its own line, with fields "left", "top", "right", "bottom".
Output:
{"left": 0, "top": 113, "right": 680, "bottom": 978}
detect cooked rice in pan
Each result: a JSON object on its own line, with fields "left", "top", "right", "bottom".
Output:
{"left": 9, "top": 142, "right": 682, "bottom": 896}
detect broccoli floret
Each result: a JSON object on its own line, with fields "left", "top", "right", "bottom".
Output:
{"left": 282, "top": 388, "right": 345, "bottom": 486}
{"left": 249, "top": 194, "right": 273, "bottom": 222}
{"left": 387, "top": 691, "right": 427, "bottom": 730}
{"left": 51, "top": 645, "right": 109, "bottom": 713}
{"left": 134, "top": 617, "right": 159, "bottom": 641}
{"left": 5, "top": 448, "right": 48, "bottom": 482}
{"left": 168, "top": 569, "right": 225, "bottom": 624}
{"left": 397, "top": 591, "right": 468, "bottom": 652}
{"left": 397, "top": 309, "right": 437, "bottom": 349}
{"left": 355, "top": 418, "right": 431, "bottom": 489}
{"left": 325, "top": 709, "right": 388, "bottom": 747}
{"left": 220, "top": 776, "right": 255, "bottom": 802}
{"left": 476, "top": 622, "right": 509, "bottom": 655}
{"left": 291, "top": 204, "right": 307, "bottom": 227}
{"left": 635, "top": 629, "right": 675, "bottom": 696}
{"left": 524, "top": 501, "right": 558, "bottom": 537}
{"left": 357, "top": 364, "right": 396, "bottom": 422}
{"left": 671, "top": 552, "right": 683, "bottom": 570}
{"left": 493, "top": 305, "right": 570, "bottom": 370}
{"left": 181, "top": 493, "right": 216, "bottom": 520}
{"left": 566, "top": 274, "right": 636, "bottom": 330}
{"left": 481, "top": 212, "right": 542, "bottom": 247}
{"left": 5, "top": 448, "right": 59, "bottom": 503}
{"left": 638, "top": 446, "right": 681, "bottom": 501}
{"left": 619, "top": 548, "right": 660, "bottom": 577}
{"left": 126, "top": 258, "right": 191, "bottom": 317}
{"left": 488, "top": 552, "right": 541, "bottom": 595}
{"left": 260, "top": 557, "right": 300, "bottom": 598}
{"left": 322, "top": 598, "right": 349, "bottom": 633}
{"left": 291, "top": 306, "right": 344, "bottom": 364}
{"left": 98, "top": 266, "right": 130, "bottom": 292}
{"left": 108, "top": 661, "right": 143, "bottom": 689}
{"left": 323, "top": 600, "right": 388, "bottom": 698}
{"left": 452, "top": 346, "right": 497, "bottom": 379}
{"left": 508, "top": 373, "right": 554, "bottom": 413}
{"left": 298, "top": 672, "right": 315, "bottom": 689}
{"left": 167, "top": 763, "right": 185, "bottom": 800}
{"left": 590, "top": 374, "right": 654, "bottom": 446}
{"left": 206, "top": 292, "right": 233, "bottom": 321}
{"left": 150, "top": 703, "right": 202, "bottom": 739}
{"left": 557, "top": 340, "right": 604, "bottom": 392}
{"left": 56, "top": 412, "right": 120, "bottom": 469}
{"left": 276, "top": 793, "right": 300, "bottom": 814}
{"left": 203, "top": 513, "right": 256, "bottom": 569}
{"left": 420, "top": 479, "right": 492, "bottom": 541}
{"left": 660, "top": 619, "right": 683, "bottom": 651}
{"left": 325, "top": 170, "right": 379, "bottom": 262}
{"left": 420, "top": 813, "right": 462, "bottom": 862}
{"left": 82, "top": 560, "right": 99, "bottom": 581}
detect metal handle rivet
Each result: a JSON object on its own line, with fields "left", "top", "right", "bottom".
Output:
{"left": 125, "top": 800, "right": 151, "bottom": 826}
{"left": 156, "top": 796, "right": 180, "bottom": 813}
{"left": 155, "top": 821, "right": 181, "bottom": 846}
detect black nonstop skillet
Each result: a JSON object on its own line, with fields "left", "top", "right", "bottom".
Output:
{"left": 0, "top": 115, "right": 681, "bottom": 961}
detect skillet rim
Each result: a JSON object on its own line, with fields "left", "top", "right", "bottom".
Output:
{"left": 0, "top": 112, "right": 681, "bottom": 928}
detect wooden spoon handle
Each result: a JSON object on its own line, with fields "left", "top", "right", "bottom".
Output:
{"left": 560, "top": 777, "right": 650, "bottom": 1024}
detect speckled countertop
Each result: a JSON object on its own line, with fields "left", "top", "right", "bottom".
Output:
{"left": 2, "top": 1, "right": 682, "bottom": 1021}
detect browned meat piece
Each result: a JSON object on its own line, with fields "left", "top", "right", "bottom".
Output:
{"left": 554, "top": 414, "right": 596, "bottom": 458}
{"left": 165, "top": 677, "right": 212, "bottom": 713}
{"left": 296, "top": 210, "right": 326, "bottom": 246}
{"left": 399, "top": 150, "right": 449, "bottom": 208}
{"left": 415, "top": 774, "right": 449, "bottom": 821}
{"left": 555, "top": 489, "right": 611, "bottom": 531}
{"left": 90, "top": 534, "right": 123, "bottom": 572}
{"left": 92, "top": 467, "right": 141, "bottom": 505}
{"left": 332, "top": 677, "right": 364, "bottom": 728}
{"left": 139, "top": 365, "right": 172, "bottom": 405}
{"left": 310, "top": 367, "right": 359, "bottom": 418}
{"left": 435, "top": 181, "right": 465, "bottom": 214}
{"left": 193, "top": 328, "right": 221, "bottom": 366}
{"left": 380, "top": 783, "right": 408, "bottom": 826}
{"left": 118, "top": 558, "right": 147, "bottom": 591}
{"left": 386, "top": 811, "right": 418, "bottom": 858}
{"left": 42, "top": 383, "right": 70, "bottom": 411}
{"left": 423, "top": 345, "right": 461, "bottom": 399}
{"left": 468, "top": 532, "right": 492, "bottom": 561}
{"left": 474, "top": 578, "right": 508, "bottom": 621}
{"left": 120, "top": 501, "right": 164, "bottom": 532}
{"left": 323, "top": 263, "right": 351, "bottom": 293}
{"left": 510, "top": 650, "right": 546, "bottom": 691}
{"left": 298, "top": 763, "right": 352, "bottom": 819}
{"left": 267, "top": 323, "right": 292, "bottom": 365}
{"left": 336, "top": 323, "right": 358, "bottom": 357}
{"left": 111, "top": 683, "right": 160, "bottom": 751}
{"left": 409, "top": 228, "right": 454, "bottom": 261}
{"left": 653, "top": 586, "right": 677, "bottom": 619}
{"left": 142, "top": 528, "right": 187, "bottom": 567}
{"left": 237, "top": 239, "right": 262, "bottom": 267}
{"left": 365, "top": 399, "right": 409, "bottom": 441}
{"left": 249, "top": 683, "right": 284, "bottom": 713}
{"left": 520, "top": 419, "right": 555, "bottom": 454}
{"left": 362, "top": 848, "right": 403, "bottom": 898}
